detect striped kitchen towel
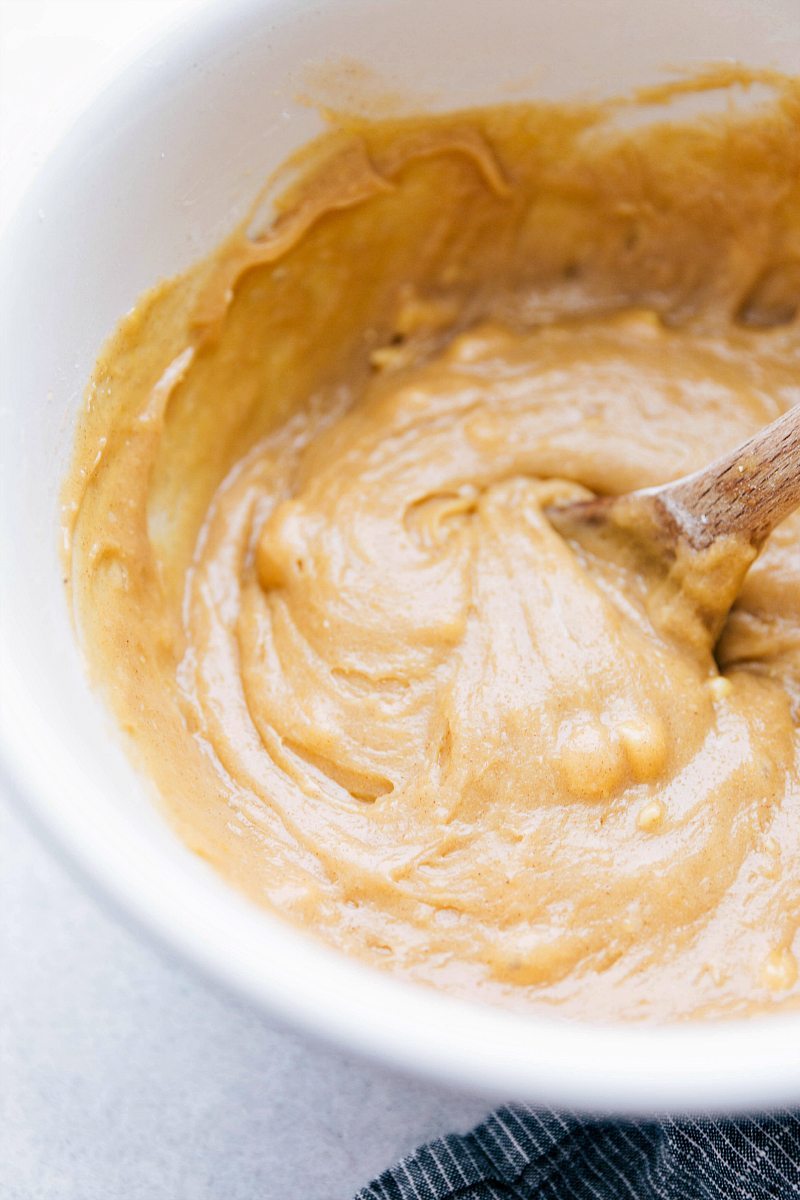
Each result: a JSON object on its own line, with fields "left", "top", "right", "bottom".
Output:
{"left": 355, "top": 1104, "right": 800, "bottom": 1198}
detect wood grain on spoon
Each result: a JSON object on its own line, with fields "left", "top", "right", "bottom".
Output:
{"left": 549, "top": 402, "right": 800, "bottom": 555}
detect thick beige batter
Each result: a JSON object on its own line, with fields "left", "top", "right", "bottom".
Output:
{"left": 64, "top": 71, "right": 800, "bottom": 1020}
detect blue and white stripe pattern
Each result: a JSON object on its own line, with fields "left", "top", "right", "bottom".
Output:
{"left": 356, "top": 1105, "right": 800, "bottom": 1198}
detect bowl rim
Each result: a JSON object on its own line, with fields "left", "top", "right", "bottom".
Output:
{"left": 3, "top": 0, "right": 800, "bottom": 1115}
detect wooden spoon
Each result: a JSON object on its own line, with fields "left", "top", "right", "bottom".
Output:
{"left": 547, "top": 403, "right": 800, "bottom": 641}
{"left": 549, "top": 403, "right": 800, "bottom": 553}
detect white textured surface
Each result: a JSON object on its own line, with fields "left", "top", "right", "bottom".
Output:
{"left": 0, "top": 3, "right": 487, "bottom": 1195}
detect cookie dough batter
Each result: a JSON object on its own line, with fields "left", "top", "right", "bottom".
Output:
{"left": 64, "top": 70, "right": 800, "bottom": 1020}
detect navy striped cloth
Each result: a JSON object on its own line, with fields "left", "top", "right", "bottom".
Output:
{"left": 356, "top": 1104, "right": 800, "bottom": 1198}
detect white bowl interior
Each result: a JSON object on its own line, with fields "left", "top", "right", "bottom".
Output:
{"left": 3, "top": 0, "right": 800, "bottom": 1111}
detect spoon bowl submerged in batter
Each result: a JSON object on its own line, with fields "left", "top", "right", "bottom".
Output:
{"left": 546, "top": 397, "right": 800, "bottom": 663}
{"left": 64, "top": 72, "right": 800, "bottom": 1021}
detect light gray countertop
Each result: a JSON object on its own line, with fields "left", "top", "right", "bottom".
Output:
{"left": 0, "top": 794, "right": 488, "bottom": 1199}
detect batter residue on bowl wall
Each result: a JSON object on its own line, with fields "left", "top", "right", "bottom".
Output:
{"left": 64, "top": 69, "right": 800, "bottom": 1020}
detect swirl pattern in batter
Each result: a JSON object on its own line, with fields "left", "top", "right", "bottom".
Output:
{"left": 65, "top": 71, "right": 800, "bottom": 1019}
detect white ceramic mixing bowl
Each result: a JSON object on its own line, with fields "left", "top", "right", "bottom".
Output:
{"left": 2, "top": 0, "right": 800, "bottom": 1113}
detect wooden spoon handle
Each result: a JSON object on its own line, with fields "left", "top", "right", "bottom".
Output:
{"left": 656, "top": 403, "right": 800, "bottom": 551}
